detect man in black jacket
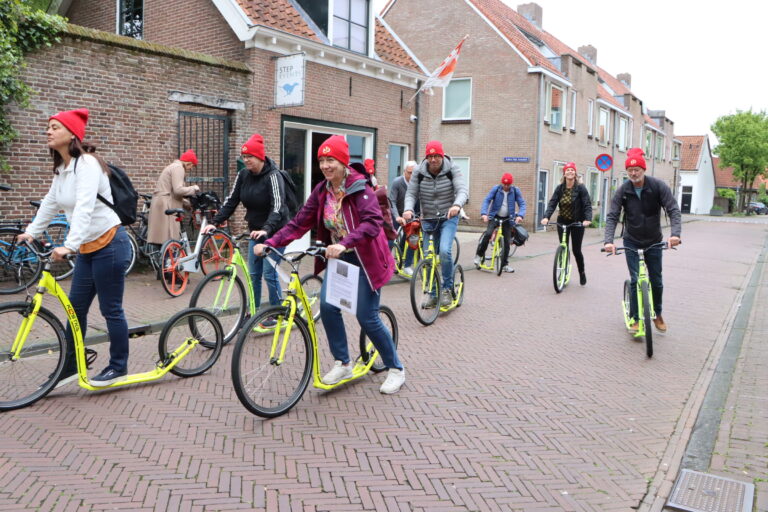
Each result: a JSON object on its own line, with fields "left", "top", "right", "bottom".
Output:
{"left": 204, "top": 133, "right": 288, "bottom": 323}
{"left": 604, "top": 148, "right": 681, "bottom": 332}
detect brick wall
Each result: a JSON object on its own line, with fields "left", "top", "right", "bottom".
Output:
{"left": 0, "top": 31, "right": 251, "bottom": 224}
{"left": 65, "top": 0, "right": 245, "bottom": 61}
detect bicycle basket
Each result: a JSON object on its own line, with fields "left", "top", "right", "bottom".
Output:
{"left": 404, "top": 221, "right": 421, "bottom": 250}
{"left": 511, "top": 226, "right": 529, "bottom": 246}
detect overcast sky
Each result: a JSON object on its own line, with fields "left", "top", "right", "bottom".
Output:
{"left": 375, "top": 0, "right": 768, "bottom": 150}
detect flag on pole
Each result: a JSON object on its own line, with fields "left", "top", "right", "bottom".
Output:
{"left": 408, "top": 35, "right": 468, "bottom": 103}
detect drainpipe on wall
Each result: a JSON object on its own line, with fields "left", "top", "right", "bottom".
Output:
{"left": 414, "top": 80, "right": 421, "bottom": 161}
{"left": 534, "top": 74, "right": 544, "bottom": 230}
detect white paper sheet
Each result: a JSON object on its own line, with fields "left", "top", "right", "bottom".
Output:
{"left": 325, "top": 259, "right": 359, "bottom": 314}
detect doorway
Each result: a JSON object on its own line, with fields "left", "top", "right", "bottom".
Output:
{"left": 681, "top": 186, "right": 692, "bottom": 213}
{"left": 536, "top": 170, "right": 548, "bottom": 229}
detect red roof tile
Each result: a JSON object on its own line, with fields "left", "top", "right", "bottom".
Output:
{"left": 644, "top": 114, "right": 662, "bottom": 132}
{"left": 678, "top": 136, "right": 704, "bottom": 171}
{"left": 713, "top": 157, "right": 767, "bottom": 189}
{"left": 597, "top": 85, "right": 628, "bottom": 112}
{"left": 235, "top": 0, "right": 319, "bottom": 41}
{"left": 374, "top": 18, "right": 421, "bottom": 72}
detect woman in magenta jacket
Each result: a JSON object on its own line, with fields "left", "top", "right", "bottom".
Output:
{"left": 255, "top": 135, "right": 405, "bottom": 395}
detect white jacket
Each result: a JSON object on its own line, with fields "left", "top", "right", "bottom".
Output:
{"left": 26, "top": 154, "right": 120, "bottom": 252}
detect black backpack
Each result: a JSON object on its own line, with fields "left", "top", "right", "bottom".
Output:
{"left": 74, "top": 158, "right": 139, "bottom": 225}
{"left": 277, "top": 169, "right": 300, "bottom": 219}
{"left": 100, "top": 163, "right": 139, "bottom": 225}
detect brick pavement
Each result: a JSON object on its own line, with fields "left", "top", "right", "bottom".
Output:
{"left": 1, "top": 216, "right": 766, "bottom": 511}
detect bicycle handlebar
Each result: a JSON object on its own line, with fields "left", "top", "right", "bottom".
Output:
{"left": 19, "top": 239, "right": 77, "bottom": 261}
{"left": 262, "top": 243, "right": 327, "bottom": 265}
{"left": 0, "top": 184, "right": 11, "bottom": 192}
{"left": 601, "top": 241, "right": 677, "bottom": 255}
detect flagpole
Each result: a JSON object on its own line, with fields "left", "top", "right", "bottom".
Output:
{"left": 405, "top": 34, "right": 468, "bottom": 107}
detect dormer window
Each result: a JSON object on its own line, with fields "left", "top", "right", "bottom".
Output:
{"left": 518, "top": 27, "right": 560, "bottom": 71}
{"left": 333, "top": 0, "right": 369, "bottom": 54}
{"left": 118, "top": 0, "right": 143, "bottom": 39}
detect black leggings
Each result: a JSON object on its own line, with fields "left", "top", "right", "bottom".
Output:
{"left": 557, "top": 223, "right": 585, "bottom": 274}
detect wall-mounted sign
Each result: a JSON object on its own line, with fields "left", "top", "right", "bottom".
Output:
{"left": 595, "top": 153, "right": 613, "bottom": 171}
{"left": 503, "top": 157, "right": 530, "bottom": 163}
{"left": 274, "top": 53, "right": 305, "bottom": 108}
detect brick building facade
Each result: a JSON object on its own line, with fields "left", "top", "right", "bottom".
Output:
{"left": 1, "top": 0, "right": 426, "bottom": 239}
{"left": 383, "top": 0, "right": 683, "bottom": 229}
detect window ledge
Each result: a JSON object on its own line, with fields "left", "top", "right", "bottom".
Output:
{"left": 569, "top": 128, "right": 576, "bottom": 133}
{"left": 442, "top": 119, "right": 471, "bottom": 125}
{"left": 587, "top": 135, "right": 593, "bottom": 139}
{"left": 543, "top": 120, "right": 550, "bottom": 126}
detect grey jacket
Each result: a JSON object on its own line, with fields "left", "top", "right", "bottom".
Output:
{"left": 403, "top": 155, "right": 468, "bottom": 217}
{"left": 388, "top": 175, "right": 408, "bottom": 219}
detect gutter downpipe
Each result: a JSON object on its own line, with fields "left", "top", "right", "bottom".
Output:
{"left": 534, "top": 73, "right": 544, "bottom": 230}
{"left": 414, "top": 80, "right": 421, "bottom": 160}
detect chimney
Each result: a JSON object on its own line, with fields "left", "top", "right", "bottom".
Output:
{"left": 578, "top": 45, "right": 596, "bottom": 64}
{"left": 617, "top": 73, "right": 632, "bottom": 88}
{"left": 517, "top": 3, "right": 543, "bottom": 29}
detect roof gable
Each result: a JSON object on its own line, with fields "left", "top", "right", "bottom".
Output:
{"left": 679, "top": 136, "right": 704, "bottom": 171}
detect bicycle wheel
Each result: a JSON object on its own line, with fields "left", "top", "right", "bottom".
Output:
{"left": 188, "top": 268, "right": 247, "bottom": 345}
{"left": 158, "top": 307, "right": 223, "bottom": 376}
{"left": 360, "top": 305, "right": 399, "bottom": 373}
{"left": 44, "top": 222, "right": 75, "bottom": 281}
{"left": 0, "top": 302, "right": 66, "bottom": 411}
{"left": 390, "top": 236, "right": 404, "bottom": 279}
{"left": 553, "top": 246, "right": 567, "bottom": 293}
{"left": 622, "top": 279, "right": 632, "bottom": 325}
{"left": 298, "top": 274, "right": 323, "bottom": 323}
{"left": 124, "top": 231, "right": 138, "bottom": 276}
{"left": 453, "top": 264, "right": 465, "bottom": 307}
{"left": 410, "top": 258, "right": 441, "bottom": 326}
{"left": 0, "top": 228, "right": 43, "bottom": 295}
{"left": 160, "top": 240, "right": 189, "bottom": 297}
{"left": 641, "top": 281, "right": 653, "bottom": 358}
{"left": 200, "top": 234, "right": 234, "bottom": 275}
{"left": 231, "top": 305, "right": 313, "bottom": 418}
{"left": 452, "top": 235, "right": 460, "bottom": 265}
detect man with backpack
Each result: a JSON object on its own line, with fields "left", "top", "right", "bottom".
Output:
{"left": 604, "top": 148, "right": 681, "bottom": 332}
{"left": 402, "top": 140, "right": 468, "bottom": 307}
{"left": 203, "top": 133, "right": 289, "bottom": 326}
{"left": 474, "top": 173, "right": 526, "bottom": 273}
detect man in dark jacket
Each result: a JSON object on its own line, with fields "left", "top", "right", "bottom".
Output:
{"left": 604, "top": 148, "right": 681, "bottom": 332}
{"left": 204, "top": 133, "right": 288, "bottom": 322}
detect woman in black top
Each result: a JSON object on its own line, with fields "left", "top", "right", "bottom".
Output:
{"left": 541, "top": 162, "right": 592, "bottom": 285}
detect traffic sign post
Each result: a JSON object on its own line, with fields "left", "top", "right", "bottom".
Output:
{"left": 595, "top": 153, "right": 613, "bottom": 172}
{"left": 595, "top": 154, "right": 614, "bottom": 232}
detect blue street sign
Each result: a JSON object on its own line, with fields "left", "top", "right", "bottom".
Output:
{"left": 595, "top": 153, "right": 613, "bottom": 171}
{"left": 504, "top": 157, "right": 530, "bottom": 163}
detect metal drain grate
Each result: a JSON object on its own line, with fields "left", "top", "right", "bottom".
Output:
{"left": 667, "top": 469, "right": 754, "bottom": 512}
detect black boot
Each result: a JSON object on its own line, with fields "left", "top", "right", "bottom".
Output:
{"left": 579, "top": 271, "right": 587, "bottom": 286}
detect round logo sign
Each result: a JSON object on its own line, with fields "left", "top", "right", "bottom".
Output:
{"left": 595, "top": 153, "right": 613, "bottom": 172}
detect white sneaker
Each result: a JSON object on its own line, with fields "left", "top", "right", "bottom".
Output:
{"left": 473, "top": 255, "right": 482, "bottom": 267}
{"left": 380, "top": 368, "right": 405, "bottom": 394}
{"left": 503, "top": 266, "right": 515, "bottom": 273}
{"left": 321, "top": 361, "right": 353, "bottom": 385}
{"left": 403, "top": 266, "right": 414, "bottom": 276}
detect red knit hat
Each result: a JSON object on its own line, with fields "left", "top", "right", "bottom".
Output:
{"left": 563, "top": 162, "right": 577, "bottom": 173}
{"left": 625, "top": 148, "right": 646, "bottom": 170}
{"left": 317, "top": 135, "right": 350, "bottom": 166}
{"left": 241, "top": 133, "right": 266, "bottom": 161}
{"left": 179, "top": 149, "right": 198, "bottom": 166}
{"left": 364, "top": 158, "right": 375, "bottom": 174}
{"left": 49, "top": 108, "right": 89, "bottom": 142}
{"left": 425, "top": 140, "right": 444, "bottom": 157}
{"left": 501, "top": 173, "right": 514, "bottom": 185}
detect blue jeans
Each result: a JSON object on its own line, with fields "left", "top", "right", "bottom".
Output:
{"left": 319, "top": 254, "right": 402, "bottom": 370}
{"left": 421, "top": 216, "right": 458, "bottom": 290}
{"left": 624, "top": 240, "right": 663, "bottom": 320}
{"left": 65, "top": 226, "right": 131, "bottom": 372}
{"left": 248, "top": 239, "right": 284, "bottom": 309}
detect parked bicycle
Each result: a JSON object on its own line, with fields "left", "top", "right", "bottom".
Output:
{"left": 550, "top": 222, "right": 585, "bottom": 293}
{"left": 602, "top": 241, "right": 675, "bottom": 358}
{"left": 409, "top": 215, "right": 465, "bottom": 325}
{"left": 189, "top": 229, "right": 322, "bottom": 344}
{"left": 230, "top": 244, "right": 398, "bottom": 418}
{"left": 474, "top": 217, "right": 519, "bottom": 276}
{"left": 124, "top": 193, "right": 159, "bottom": 276}
{"left": 159, "top": 192, "right": 234, "bottom": 297}
{"left": 0, "top": 241, "right": 224, "bottom": 411}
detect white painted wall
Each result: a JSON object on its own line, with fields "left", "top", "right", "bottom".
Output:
{"left": 678, "top": 138, "right": 716, "bottom": 214}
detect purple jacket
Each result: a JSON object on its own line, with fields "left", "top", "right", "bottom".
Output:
{"left": 265, "top": 171, "right": 395, "bottom": 290}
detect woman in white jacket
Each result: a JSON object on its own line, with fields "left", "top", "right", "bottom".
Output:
{"left": 19, "top": 108, "right": 132, "bottom": 387}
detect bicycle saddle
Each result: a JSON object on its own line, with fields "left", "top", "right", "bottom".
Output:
{"left": 165, "top": 208, "right": 185, "bottom": 216}
{"left": 30, "top": 200, "right": 42, "bottom": 208}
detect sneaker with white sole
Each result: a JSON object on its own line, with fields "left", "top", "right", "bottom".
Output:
{"left": 473, "top": 255, "right": 482, "bottom": 267}
{"left": 440, "top": 289, "right": 453, "bottom": 307}
{"left": 321, "top": 361, "right": 353, "bottom": 385}
{"left": 503, "top": 266, "right": 515, "bottom": 273}
{"left": 380, "top": 368, "right": 405, "bottom": 394}
{"left": 421, "top": 295, "right": 438, "bottom": 309}
{"left": 402, "top": 266, "right": 414, "bottom": 276}
{"left": 90, "top": 367, "right": 127, "bottom": 387}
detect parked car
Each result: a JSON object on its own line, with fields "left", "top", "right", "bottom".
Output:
{"left": 746, "top": 201, "right": 767, "bottom": 214}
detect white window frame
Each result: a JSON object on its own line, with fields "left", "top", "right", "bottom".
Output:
{"left": 598, "top": 107, "right": 610, "bottom": 146}
{"left": 628, "top": 119, "right": 634, "bottom": 148}
{"left": 569, "top": 90, "right": 577, "bottom": 131}
{"left": 588, "top": 168, "right": 599, "bottom": 205}
{"left": 116, "top": 0, "right": 143, "bottom": 39}
{"left": 552, "top": 161, "right": 565, "bottom": 192}
{"left": 547, "top": 83, "right": 564, "bottom": 133}
{"left": 587, "top": 99, "right": 594, "bottom": 137}
{"left": 644, "top": 130, "right": 653, "bottom": 155}
{"left": 442, "top": 77, "right": 472, "bottom": 121}
{"left": 328, "top": 0, "right": 373, "bottom": 57}
{"left": 618, "top": 117, "right": 628, "bottom": 152}
{"left": 655, "top": 134, "right": 664, "bottom": 161}
{"left": 452, "top": 156, "right": 471, "bottom": 193}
